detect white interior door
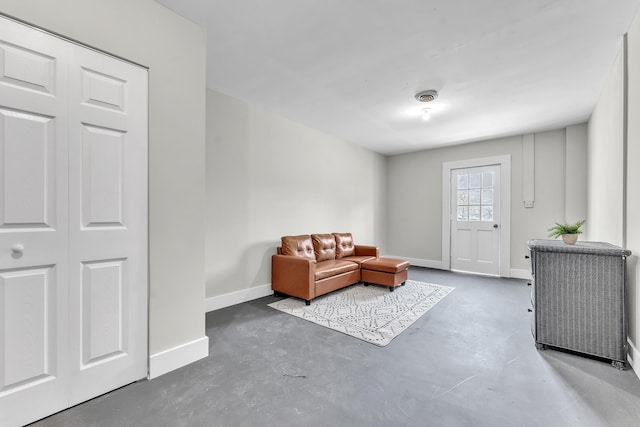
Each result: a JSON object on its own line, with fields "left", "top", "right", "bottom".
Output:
{"left": 0, "top": 19, "right": 71, "bottom": 426}
{"left": 0, "top": 16, "right": 148, "bottom": 426}
{"left": 67, "top": 37, "right": 148, "bottom": 405}
{"left": 450, "top": 165, "right": 501, "bottom": 275}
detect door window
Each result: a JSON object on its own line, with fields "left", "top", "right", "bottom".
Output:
{"left": 456, "top": 171, "right": 494, "bottom": 222}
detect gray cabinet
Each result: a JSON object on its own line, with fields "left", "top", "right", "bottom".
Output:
{"left": 527, "top": 239, "right": 631, "bottom": 369}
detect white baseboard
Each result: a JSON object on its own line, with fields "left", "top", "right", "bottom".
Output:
{"left": 149, "top": 336, "right": 209, "bottom": 379}
{"left": 628, "top": 338, "right": 640, "bottom": 379}
{"left": 384, "top": 255, "right": 446, "bottom": 270}
{"left": 206, "top": 283, "right": 273, "bottom": 312}
{"left": 385, "top": 256, "right": 531, "bottom": 281}
{"left": 510, "top": 268, "right": 532, "bottom": 280}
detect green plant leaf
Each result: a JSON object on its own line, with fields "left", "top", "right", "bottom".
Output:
{"left": 547, "top": 219, "right": 585, "bottom": 238}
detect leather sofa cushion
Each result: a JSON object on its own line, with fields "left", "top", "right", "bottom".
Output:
{"left": 281, "top": 235, "right": 316, "bottom": 261}
{"left": 333, "top": 232, "right": 356, "bottom": 258}
{"left": 314, "top": 259, "right": 359, "bottom": 281}
{"left": 312, "top": 234, "right": 336, "bottom": 262}
{"left": 339, "top": 255, "right": 376, "bottom": 266}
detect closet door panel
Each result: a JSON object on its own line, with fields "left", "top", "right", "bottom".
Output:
{"left": 68, "top": 43, "right": 148, "bottom": 406}
{"left": 0, "top": 16, "right": 69, "bottom": 427}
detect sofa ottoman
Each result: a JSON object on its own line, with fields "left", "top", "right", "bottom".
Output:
{"left": 361, "top": 258, "right": 410, "bottom": 291}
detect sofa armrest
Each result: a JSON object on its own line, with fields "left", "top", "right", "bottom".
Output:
{"left": 272, "top": 254, "right": 316, "bottom": 301}
{"left": 355, "top": 245, "right": 379, "bottom": 257}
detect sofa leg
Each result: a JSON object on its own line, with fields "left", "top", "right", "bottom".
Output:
{"left": 363, "top": 282, "right": 369, "bottom": 286}
{"left": 389, "top": 286, "right": 395, "bottom": 292}
{"left": 305, "top": 300, "right": 311, "bottom": 306}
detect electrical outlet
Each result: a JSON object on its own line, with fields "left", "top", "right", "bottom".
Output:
{"left": 524, "top": 200, "right": 534, "bottom": 208}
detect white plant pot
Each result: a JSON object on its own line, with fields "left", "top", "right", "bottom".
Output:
{"left": 562, "top": 234, "right": 578, "bottom": 245}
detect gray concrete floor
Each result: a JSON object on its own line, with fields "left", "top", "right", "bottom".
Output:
{"left": 32, "top": 267, "right": 640, "bottom": 427}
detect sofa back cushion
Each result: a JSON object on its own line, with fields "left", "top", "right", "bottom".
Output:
{"left": 281, "top": 235, "right": 315, "bottom": 260}
{"left": 311, "top": 234, "right": 336, "bottom": 262}
{"left": 333, "top": 232, "right": 356, "bottom": 258}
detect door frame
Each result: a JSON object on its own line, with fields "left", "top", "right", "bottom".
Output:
{"left": 442, "top": 155, "right": 511, "bottom": 277}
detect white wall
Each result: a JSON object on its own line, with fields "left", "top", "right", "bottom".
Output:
{"left": 588, "top": 42, "right": 625, "bottom": 246}
{"left": 627, "top": 11, "right": 640, "bottom": 374}
{"left": 565, "top": 124, "right": 589, "bottom": 228}
{"left": 588, "top": 11, "right": 640, "bottom": 375}
{"left": 205, "top": 90, "right": 387, "bottom": 305}
{"left": 387, "top": 127, "right": 588, "bottom": 274}
{"left": 0, "top": 0, "right": 208, "bottom": 375}
{"left": 625, "top": 11, "right": 640, "bottom": 376}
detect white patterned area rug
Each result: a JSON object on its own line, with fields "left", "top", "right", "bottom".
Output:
{"left": 268, "top": 280, "right": 454, "bottom": 346}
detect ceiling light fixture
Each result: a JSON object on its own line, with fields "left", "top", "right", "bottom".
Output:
{"left": 415, "top": 90, "right": 438, "bottom": 103}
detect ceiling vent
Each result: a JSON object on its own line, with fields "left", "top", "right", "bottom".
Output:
{"left": 415, "top": 90, "right": 438, "bottom": 103}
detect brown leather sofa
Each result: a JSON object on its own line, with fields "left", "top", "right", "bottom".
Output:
{"left": 272, "top": 233, "right": 378, "bottom": 305}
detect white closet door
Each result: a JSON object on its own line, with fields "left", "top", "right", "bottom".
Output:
{"left": 0, "top": 16, "right": 148, "bottom": 426}
{"left": 0, "top": 18, "right": 71, "bottom": 426}
{"left": 67, "top": 43, "right": 148, "bottom": 405}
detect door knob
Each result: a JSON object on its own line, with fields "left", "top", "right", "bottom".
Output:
{"left": 493, "top": 224, "right": 499, "bottom": 229}
{"left": 11, "top": 243, "right": 24, "bottom": 258}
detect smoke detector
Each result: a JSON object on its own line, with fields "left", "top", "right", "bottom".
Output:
{"left": 415, "top": 90, "right": 438, "bottom": 103}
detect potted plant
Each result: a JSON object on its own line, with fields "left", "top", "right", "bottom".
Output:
{"left": 547, "top": 220, "right": 585, "bottom": 245}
